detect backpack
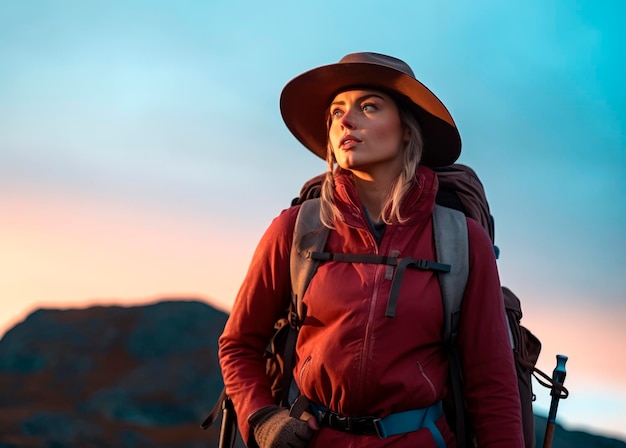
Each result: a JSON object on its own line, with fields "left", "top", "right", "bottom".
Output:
{"left": 203, "top": 164, "right": 564, "bottom": 448}
{"left": 434, "top": 165, "right": 540, "bottom": 447}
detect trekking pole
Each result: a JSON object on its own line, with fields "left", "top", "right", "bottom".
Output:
{"left": 218, "top": 395, "right": 237, "bottom": 448}
{"left": 542, "top": 354, "right": 568, "bottom": 448}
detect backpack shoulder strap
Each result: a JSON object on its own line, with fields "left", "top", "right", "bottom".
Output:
{"left": 290, "top": 198, "right": 329, "bottom": 323}
{"left": 433, "top": 204, "right": 470, "bottom": 446}
{"left": 280, "top": 198, "right": 328, "bottom": 407}
{"left": 432, "top": 204, "right": 469, "bottom": 343}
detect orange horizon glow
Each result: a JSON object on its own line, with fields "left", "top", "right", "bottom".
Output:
{"left": 0, "top": 189, "right": 256, "bottom": 340}
{"left": 2, "top": 190, "right": 625, "bottom": 441}
{"left": 3, "top": 186, "right": 624, "bottom": 386}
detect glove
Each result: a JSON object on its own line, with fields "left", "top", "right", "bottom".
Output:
{"left": 249, "top": 405, "right": 315, "bottom": 448}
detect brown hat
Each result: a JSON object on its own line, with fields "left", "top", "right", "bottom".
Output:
{"left": 280, "top": 52, "right": 461, "bottom": 167}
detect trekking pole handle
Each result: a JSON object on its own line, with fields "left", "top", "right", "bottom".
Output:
{"left": 542, "top": 354, "right": 568, "bottom": 448}
{"left": 547, "top": 354, "right": 568, "bottom": 422}
{"left": 219, "top": 396, "right": 237, "bottom": 448}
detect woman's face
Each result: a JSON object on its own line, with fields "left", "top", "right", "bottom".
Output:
{"left": 328, "top": 89, "right": 407, "bottom": 176}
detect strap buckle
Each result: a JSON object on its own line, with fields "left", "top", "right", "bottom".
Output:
{"left": 372, "top": 417, "right": 387, "bottom": 439}
{"left": 327, "top": 412, "right": 351, "bottom": 431}
{"left": 325, "top": 412, "right": 378, "bottom": 435}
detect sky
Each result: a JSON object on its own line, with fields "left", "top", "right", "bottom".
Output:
{"left": 1, "top": 0, "right": 625, "bottom": 441}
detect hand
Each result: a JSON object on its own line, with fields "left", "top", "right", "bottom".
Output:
{"left": 250, "top": 406, "right": 318, "bottom": 447}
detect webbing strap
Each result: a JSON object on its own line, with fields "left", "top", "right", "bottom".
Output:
{"left": 309, "top": 250, "right": 451, "bottom": 318}
{"left": 200, "top": 387, "right": 226, "bottom": 430}
{"left": 386, "top": 257, "right": 450, "bottom": 317}
{"left": 280, "top": 326, "right": 299, "bottom": 408}
{"left": 310, "top": 251, "right": 450, "bottom": 273}
{"left": 376, "top": 403, "right": 446, "bottom": 448}
{"left": 311, "top": 252, "right": 400, "bottom": 265}
{"left": 310, "top": 400, "right": 445, "bottom": 447}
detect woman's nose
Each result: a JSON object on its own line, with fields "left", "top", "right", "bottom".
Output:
{"left": 340, "top": 109, "right": 356, "bottom": 129}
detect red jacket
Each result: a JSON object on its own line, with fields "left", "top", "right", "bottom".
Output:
{"left": 219, "top": 166, "right": 524, "bottom": 447}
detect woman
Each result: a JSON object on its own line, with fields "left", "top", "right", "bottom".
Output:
{"left": 219, "top": 52, "right": 523, "bottom": 447}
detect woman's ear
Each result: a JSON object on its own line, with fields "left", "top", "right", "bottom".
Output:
{"left": 403, "top": 127, "right": 410, "bottom": 143}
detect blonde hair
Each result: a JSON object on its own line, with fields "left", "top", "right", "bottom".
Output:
{"left": 320, "top": 96, "right": 424, "bottom": 228}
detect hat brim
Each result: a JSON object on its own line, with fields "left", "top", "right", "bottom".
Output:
{"left": 280, "top": 62, "right": 461, "bottom": 167}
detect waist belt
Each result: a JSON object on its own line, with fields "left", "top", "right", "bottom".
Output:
{"left": 310, "top": 401, "right": 446, "bottom": 448}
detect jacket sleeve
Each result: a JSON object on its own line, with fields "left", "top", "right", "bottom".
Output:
{"left": 458, "top": 218, "right": 524, "bottom": 447}
{"left": 218, "top": 206, "right": 299, "bottom": 445}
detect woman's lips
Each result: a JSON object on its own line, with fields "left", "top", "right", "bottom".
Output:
{"left": 339, "top": 135, "right": 361, "bottom": 149}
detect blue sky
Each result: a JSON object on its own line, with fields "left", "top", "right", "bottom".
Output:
{"left": 1, "top": 0, "right": 624, "bottom": 441}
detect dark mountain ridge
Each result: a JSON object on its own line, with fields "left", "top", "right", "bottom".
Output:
{"left": 0, "top": 300, "right": 623, "bottom": 447}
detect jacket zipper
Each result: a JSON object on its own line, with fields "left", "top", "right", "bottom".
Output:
{"left": 299, "top": 355, "right": 312, "bottom": 384}
{"left": 357, "top": 228, "right": 380, "bottom": 402}
{"left": 417, "top": 361, "right": 437, "bottom": 401}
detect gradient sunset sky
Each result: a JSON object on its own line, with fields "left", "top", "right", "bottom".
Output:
{"left": 1, "top": 0, "right": 624, "bottom": 441}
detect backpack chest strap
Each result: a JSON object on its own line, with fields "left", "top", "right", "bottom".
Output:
{"left": 309, "top": 251, "right": 451, "bottom": 317}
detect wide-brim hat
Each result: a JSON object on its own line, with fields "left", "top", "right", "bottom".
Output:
{"left": 280, "top": 52, "right": 461, "bottom": 167}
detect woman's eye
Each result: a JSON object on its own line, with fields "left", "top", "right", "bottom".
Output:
{"left": 362, "top": 103, "right": 377, "bottom": 112}
{"left": 331, "top": 108, "right": 344, "bottom": 118}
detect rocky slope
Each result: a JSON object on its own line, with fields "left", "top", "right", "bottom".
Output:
{"left": 0, "top": 300, "right": 623, "bottom": 447}
{"left": 0, "top": 300, "right": 226, "bottom": 447}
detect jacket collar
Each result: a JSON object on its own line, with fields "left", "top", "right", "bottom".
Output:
{"left": 333, "top": 165, "right": 438, "bottom": 228}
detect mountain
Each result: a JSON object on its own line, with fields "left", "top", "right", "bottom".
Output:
{"left": 0, "top": 300, "right": 226, "bottom": 447}
{"left": 0, "top": 300, "right": 624, "bottom": 447}
{"left": 533, "top": 415, "right": 626, "bottom": 448}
